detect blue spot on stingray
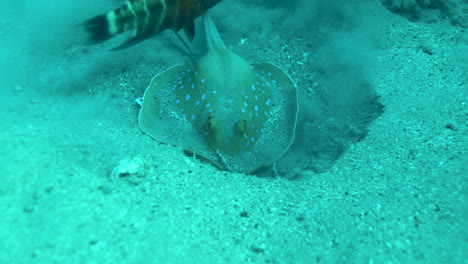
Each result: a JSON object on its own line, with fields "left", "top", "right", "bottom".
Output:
{"left": 254, "top": 95, "right": 258, "bottom": 100}
{"left": 201, "top": 78, "right": 206, "bottom": 83}
{"left": 206, "top": 103, "right": 211, "bottom": 108}
{"left": 201, "top": 94, "right": 207, "bottom": 100}
{"left": 191, "top": 114, "right": 197, "bottom": 120}
{"left": 180, "top": 108, "right": 184, "bottom": 112}
{"left": 195, "top": 71, "right": 199, "bottom": 76}
{"left": 212, "top": 90, "right": 217, "bottom": 94}
{"left": 251, "top": 84, "right": 256, "bottom": 91}
{"left": 243, "top": 101, "right": 248, "bottom": 107}
{"left": 191, "top": 83, "right": 195, "bottom": 89}
{"left": 175, "top": 99, "right": 180, "bottom": 104}
{"left": 185, "top": 94, "right": 191, "bottom": 101}
{"left": 254, "top": 105, "right": 259, "bottom": 112}
{"left": 268, "top": 72, "right": 272, "bottom": 76}
{"left": 195, "top": 100, "right": 200, "bottom": 106}
{"left": 251, "top": 137, "right": 255, "bottom": 142}
{"left": 265, "top": 99, "right": 271, "bottom": 105}
{"left": 179, "top": 85, "right": 184, "bottom": 90}
{"left": 208, "top": 109, "right": 213, "bottom": 113}
{"left": 240, "top": 108, "right": 246, "bottom": 113}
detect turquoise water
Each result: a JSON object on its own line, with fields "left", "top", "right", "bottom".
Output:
{"left": 1, "top": 0, "right": 466, "bottom": 263}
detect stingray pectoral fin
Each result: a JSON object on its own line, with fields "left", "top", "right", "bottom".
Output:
{"left": 249, "top": 62, "right": 299, "bottom": 173}
{"left": 183, "top": 149, "right": 226, "bottom": 171}
{"left": 138, "top": 64, "right": 215, "bottom": 161}
{"left": 139, "top": 64, "right": 185, "bottom": 138}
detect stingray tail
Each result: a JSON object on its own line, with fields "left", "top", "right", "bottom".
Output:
{"left": 203, "top": 15, "right": 226, "bottom": 51}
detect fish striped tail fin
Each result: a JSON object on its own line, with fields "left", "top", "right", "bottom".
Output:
{"left": 83, "top": 14, "right": 114, "bottom": 42}
{"left": 83, "top": 5, "right": 137, "bottom": 43}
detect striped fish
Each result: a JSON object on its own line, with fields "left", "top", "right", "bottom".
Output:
{"left": 83, "top": 0, "right": 223, "bottom": 50}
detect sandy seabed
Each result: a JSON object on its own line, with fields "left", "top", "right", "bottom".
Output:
{"left": 0, "top": 0, "right": 466, "bottom": 263}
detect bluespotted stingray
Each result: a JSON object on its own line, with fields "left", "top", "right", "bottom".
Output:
{"left": 139, "top": 16, "right": 298, "bottom": 174}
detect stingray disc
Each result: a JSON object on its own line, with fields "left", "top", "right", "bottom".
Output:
{"left": 139, "top": 16, "right": 298, "bottom": 174}
{"left": 139, "top": 59, "right": 298, "bottom": 173}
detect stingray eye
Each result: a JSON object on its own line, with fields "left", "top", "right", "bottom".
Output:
{"left": 233, "top": 119, "right": 248, "bottom": 138}
{"left": 203, "top": 116, "right": 218, "bottom": 133}
{"left": 202, "top": 116, "right": 223, "bottom": 149}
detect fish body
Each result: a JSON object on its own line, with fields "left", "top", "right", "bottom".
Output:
{"left": 83, "top": 0, "right": 222, "bottom": 50}
{"left": 139, "top": 16, "right": 299, "bottom": 173}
